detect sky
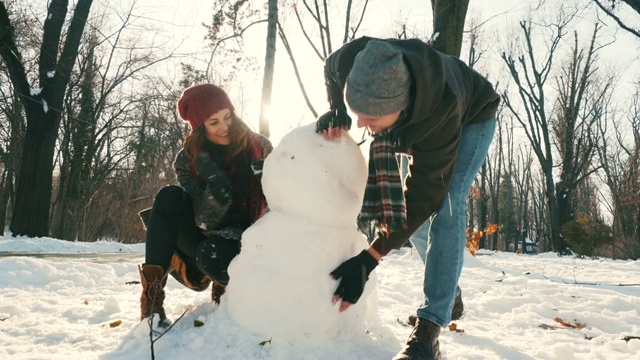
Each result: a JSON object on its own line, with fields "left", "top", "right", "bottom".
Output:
{"left": 120, "top": 0, "right": 640, "bottom": 145}
{"left": 1, "top": 125, "right": 640, "bottom": 359}
{"left": 13, "top": 0, "right": 639, "bottom": 145}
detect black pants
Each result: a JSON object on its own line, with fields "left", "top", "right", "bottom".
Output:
{"left": 145, "top": 185, "right": 240, "bottom": 284}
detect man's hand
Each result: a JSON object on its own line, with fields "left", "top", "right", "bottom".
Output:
{"left": 330, "top": 250, "right": 378, "bottom": 312}
{"left": 316, "top": 107, "right": 352, "bottom": 141}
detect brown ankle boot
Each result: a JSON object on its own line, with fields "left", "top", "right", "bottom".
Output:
{"left": 393, "top": 318, "right": 442, "bottom": 360}
{"left": 211, "top": 278, "right": 227, "bottom": 305}
{"left": 139, "top": 264, "right": 170, "bottom": 327}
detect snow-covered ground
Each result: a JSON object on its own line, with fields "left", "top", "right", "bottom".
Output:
{"left": 1, "top": 235, "right": 639, "bottom": 359}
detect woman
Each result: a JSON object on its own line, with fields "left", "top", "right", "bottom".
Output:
{"left": 317, "top": 37, "right": 499, "bottom": 359}
{"left": 139, "top": 83, "right": 272, "bottom": 327}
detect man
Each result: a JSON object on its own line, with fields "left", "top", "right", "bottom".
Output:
{"left": 318, "top": 37, "right": 500, "bottom": 359}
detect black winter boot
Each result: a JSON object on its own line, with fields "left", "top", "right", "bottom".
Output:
{"left": 393, "top": 318, "right": 441, "bottom": 360}
{"left": 451, "top": 291, "right": 464, "bottom": 320}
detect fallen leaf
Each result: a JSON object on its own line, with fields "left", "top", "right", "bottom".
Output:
{"left": 125, "top": 281, "right": 140, "bottom": 285}
{"left": 259, "top": 338, "right": 272, "bottom": 346}
{"left": 83, "top": 299, "right": 89, "bottom": 305}
{"left": 448, "top": 323, "right": 464, "bottom": 333}
{"left": 109, "top": 320, "right": 122, "bottom": 328}
{"left": 553, "top": 317, "right": 585, "bottom": 330}
{"left": 194, "top": 320, "right": 205, "bottom": 327}
{"left": 622, "top": 336, "right": 640, "bottom": 342}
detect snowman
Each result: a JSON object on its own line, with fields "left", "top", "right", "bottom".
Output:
{"left": 224, "top": 123, "right": 377, "bottom": 341}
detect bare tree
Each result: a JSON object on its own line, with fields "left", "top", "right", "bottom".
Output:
{"left": 0, "top": 0, "right": 94, "bottom": 237}
{"left": 39, "top": 1, "right": 176, "bottom": 242}
{"left": 277, "top": 0, "right": 370, "bottom": 116}
{"left": 482, "top": 119, "right": 504, "bottom": 250}
{"left": 204, "top": 0, "right": 264, "bottom": 83}
{"left": 0, "top": 89, "right": 23, "bottom": 235}
{"left": 502, "top": 13, "right": 611, "bottom": 253}
{"left": 498, "top": 172, "right": 518, "bottom": 251}
{"left": 0, "top": 2, "right": 38, "bottom": 235}
{"left": 552, "top": 25, "right": 610, "bottom": 247}
{"left": 597, "top": 84, "right": 640, "bottom": 259}
{"left": 500, "top": 5, "right": 574, "bottom": 253}
{"left": 463, "top": 19, "right": 498, "bottom": 249}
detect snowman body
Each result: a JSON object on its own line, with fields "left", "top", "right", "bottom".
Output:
{"left": 225, "top": 124, "right": 376, "bottom": 340}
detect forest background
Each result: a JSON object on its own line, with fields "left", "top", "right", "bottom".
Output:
{"left": 0, "top": 0, "right": 639, "bottom": 260}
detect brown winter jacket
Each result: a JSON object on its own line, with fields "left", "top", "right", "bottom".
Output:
{"left": 324, "top": 36, "right": 500, "bottom": 255}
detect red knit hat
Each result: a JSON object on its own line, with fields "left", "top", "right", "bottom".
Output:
{"left": 177, "top": 84, "right": 234, "bottom": 131}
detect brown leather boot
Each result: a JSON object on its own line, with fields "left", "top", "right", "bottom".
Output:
{"left": 211, "top": 278, "right": 227, "bottom": 305}
{"left": 393, "top": 318, "right": 442, "bottom": 360}
{"left": 139, "top": 264, "right": 171, "bottom": 327}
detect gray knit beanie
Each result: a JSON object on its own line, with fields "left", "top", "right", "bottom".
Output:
{"left": 345, "top": 40, "right": 411, "bottom": 116}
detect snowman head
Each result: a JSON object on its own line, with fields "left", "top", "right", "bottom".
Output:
{"left": 261, "top": 124, "right": 367, "bottom": 228}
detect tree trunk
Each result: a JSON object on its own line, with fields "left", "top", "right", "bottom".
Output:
{"left": 478, "top": 163, "right": 488, "bottom": 249}
{"left": 544, "top": 172, "right": 562, "bottom": 252}
{"left": 1, "top": 0, "right": 93, "bottom": 237}
{"left": 259, "top": 0, "right": 278, "bottom": 138}
{"left": 556, "top": 183, "right": 573, "bottom": 230}
{"left": 430, "top": 0, "right": 470, "bottom": 57}
{"left": 10, "top": 105, "right": 59, "bottom": 236}
{"left": 0, "top": 93, "right": 23, "bottom": 235}
{"left": 0, "top": 169, "right": 8, "bottom": 234}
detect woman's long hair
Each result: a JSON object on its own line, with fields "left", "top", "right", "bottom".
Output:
{"left": 182, "top": 111, "right": 251, "bottom": 163}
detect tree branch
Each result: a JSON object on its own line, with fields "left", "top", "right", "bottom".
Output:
{"left": 349, "top": 0, "right": 369, "bottom": 42}
{"left": 593, "top": 0, "right": 640, "bottom": 38}
{"left": 39, "top": 0, "right": 67, "bottom": 90}
{"left": 0, "top": 2, "right": 32, "bottom": 106}
{"left": 277, "top": 21, "right": 317, "bottom": 118}
{"left": 52, "top": 0, "right": 94, "bottom": 104}
{"left": 205, "top": 19, "right": 267, "bottom": 75}
{"left": 293, "top": 5, "right": 323, "bottom": 60}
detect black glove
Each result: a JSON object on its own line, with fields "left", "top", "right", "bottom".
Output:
{"left": 315, "top": 106, "right": 352, "bottom": 133}
{"left": 195, "top": 152, "right": 231, "bottom": 203}
{"left": 196, "top": 236, "right": 241, "bottom": 285}
{"left": 330, "top": 250, "right": 378, "bottom": 304}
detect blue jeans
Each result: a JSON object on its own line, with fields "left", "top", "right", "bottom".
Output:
{"left": 409, "top": 118, "right": 496, "bottom": 327}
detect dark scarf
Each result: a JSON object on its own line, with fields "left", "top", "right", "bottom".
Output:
{"left": 357, "top": 122, "right": 407, "bottom": 237}
{"left": 199, "top": 131, "right": 266, "bottom": 226}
